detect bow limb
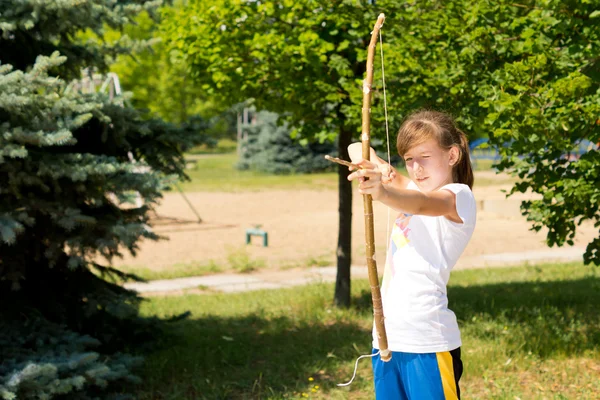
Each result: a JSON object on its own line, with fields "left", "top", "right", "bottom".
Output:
{"left": 362, "top": 13, "right": 391, "bottom": 362}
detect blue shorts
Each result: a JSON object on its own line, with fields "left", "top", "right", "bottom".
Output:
{"left": 371, "top": 348, "right": 463, "bottom": 399}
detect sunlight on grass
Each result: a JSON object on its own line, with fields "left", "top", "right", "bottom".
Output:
{"left": 136, "top": 262, "right": 600, "bottom": 399}
{"left": 118, "top": 260, "right": 223, "bottom": 281}
{"left": 181, "top": 153, "right": 515, "bottom": 192}
{"left": 188, "top": 138, "right": 238, "bottom": 155}
{"left": 178, "top": 153, "right": 513, "bottom": 193}
{"left": 179, "top": 153, "right": 339, "bottom": 192}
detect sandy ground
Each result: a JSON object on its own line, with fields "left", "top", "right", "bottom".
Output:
{"left": 112, "top": 171, "right": 598, "bottom": 273}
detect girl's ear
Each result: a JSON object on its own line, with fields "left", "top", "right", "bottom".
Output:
{"left": 448, "top": 146, "right": 460, "bottom": 166}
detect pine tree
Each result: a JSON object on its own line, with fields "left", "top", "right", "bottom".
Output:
{"left": 0, "top": 1, "right": 196, "bottom": 398}
{"left": 237, "top": 111, "right": 337, "bottom": 174}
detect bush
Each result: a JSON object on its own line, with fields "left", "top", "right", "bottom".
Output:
{"left": 237, "top": 111, "right": 337, "bottom": 174}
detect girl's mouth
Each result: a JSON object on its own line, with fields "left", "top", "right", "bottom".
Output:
{"left": 416, "top": 177, "right": 428, "bottom": 182}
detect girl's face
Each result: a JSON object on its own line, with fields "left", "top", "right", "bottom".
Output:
{"left": 403, "top": 138, "right": 458, "bottom": 192}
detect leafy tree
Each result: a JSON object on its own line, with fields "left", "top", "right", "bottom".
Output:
{"left": 0, "top": 0, "right": 196, "bottom": 397}
{"left": 474, "top": 2, "right": 600, "bottom": 265}
{"left": 162, "top": 0, "right": 406, "bottom": 306}
{"left": 107, "top": 9, "right": 208, "bottom": 124}
{"left": 381, "top": 1, "right": 600, "bottom": 265}
{"left": 108, "top": 7, "right": 238, "bottom": 140}
{"left": 164, "top": 0, "right": 600, "bottom": 311}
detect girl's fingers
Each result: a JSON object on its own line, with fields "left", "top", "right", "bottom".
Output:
{"left": 359, "top": 180, "right": 380, "bottom": 190}
{"left": 356, "top": 159, "right": 378, "bottom": 169}
{"left": 347, "top": 168, "right": 381, "bottom": 181}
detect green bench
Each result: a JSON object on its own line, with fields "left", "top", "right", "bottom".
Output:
{"left": 246, "top": 225, "right": 268, "bottom": 247}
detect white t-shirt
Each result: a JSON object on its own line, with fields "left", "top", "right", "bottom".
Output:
{"left": 372, "top": 181, "right": 477, "bottom": 353}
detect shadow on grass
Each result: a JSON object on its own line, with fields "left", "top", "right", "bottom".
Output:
{"left": 137, "top": 274, "right": 600, "bottom": 399}
{"left": 137, "top": 314, "right": 372, "bottom": 399}
{"left": 356, "top": 275, "right": 600, "bottom": 357}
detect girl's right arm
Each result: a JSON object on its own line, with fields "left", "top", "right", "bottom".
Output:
{"left": 347, "top": 142, "right": 411, "bottom": 190}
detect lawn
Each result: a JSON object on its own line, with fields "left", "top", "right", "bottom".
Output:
{"left": 179, "top": 153, "right": 338, "bottom": 192}
{"left": 135, "top": 262, "right": 600, "bottom": 399}
{"left": 178, "top": 152, "right": 514, "bottom": 193}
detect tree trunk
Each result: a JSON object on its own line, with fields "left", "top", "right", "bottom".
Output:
{"left": 334, "top": 126, "right": 353, "bottom": 308}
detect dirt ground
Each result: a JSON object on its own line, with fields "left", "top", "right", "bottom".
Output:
{"left": 112, "top": 171, "right": 598, "bottom": 273}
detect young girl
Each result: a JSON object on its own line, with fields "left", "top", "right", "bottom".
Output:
{"left": 347, "top": 110, "right": 476, "bottom": 400}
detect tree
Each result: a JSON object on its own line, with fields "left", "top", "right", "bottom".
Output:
{"left": 379, "top": 0, "right": 600, "bottom": 265}
{"left": 473, "top": 2, "right": 600, "bottom": 265}
{"left": 163, "top": 0, "right": 408, "bottom": 307}
{"left": 237, "top": 110, "right": 337, "bottom": 174}
{"left": 108, "top": 7, "right": 238, "bottom": 140}
{"left": 164, "top": 0, "right": 600, "bottom": 312}
{"left": 107, "top": 9, "right": 208, "bottom": 124}
{"left": 0, "top": 1, "right": 195, "bottom": 397}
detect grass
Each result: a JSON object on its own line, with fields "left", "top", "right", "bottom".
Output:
{"left": 118, "top": 246, "right": 270, "bottom": 281}
{"left": 117, "top": 247, "right": 273, "bottom": 281}
{"left": 472, "top": 158, "right": 498, "bottom": 171}
{"left": 226, "top": 246, "right": 267, "bottom": 273}
{"left": 188, "top": 138, "right": 238, "bottom": 155}
{"left": 178, "top": 153, "right": 515, "bottom": 193}
{"left": 179, "top": 153, "right": 338, "bottom": 192}
{"left": 118, "top": 253, "right": 334, "bottom": 282}
{"left": 117, "top": 261, "right": 224, "bottom": 281}
{"left": 135, "top": 262, "right": 600, "bottom": 399}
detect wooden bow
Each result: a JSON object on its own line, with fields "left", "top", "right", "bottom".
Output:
{"left": 362, "top": 13, "right": 391, "bottom": 362}
{"left": 325, "top": 13, "right": 391, "bottom": 363}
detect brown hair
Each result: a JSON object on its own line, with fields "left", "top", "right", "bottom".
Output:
{"left": 396, "top": 110, "right": 474, "bottom": 189}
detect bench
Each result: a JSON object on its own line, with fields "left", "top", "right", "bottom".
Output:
{"left": 246, "top": 225, "right": 268, "bottom": 247}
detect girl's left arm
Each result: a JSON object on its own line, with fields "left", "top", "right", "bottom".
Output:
{"left": 347, "top": 158, "right": 462, "bottom": 223}
{"left": 380, "top": 187, "right": 462, "bottom": 223}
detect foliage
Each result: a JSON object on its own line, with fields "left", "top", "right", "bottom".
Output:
{"left": 0, "top": 318, "right": 142, "bottom": 400}
{"left": 372, "top": 0, "right": 600, "bottom": 264}
{"left": 0, "top": 0, "right": 196, "bottom": 398}
{"left": 237, "top": 111, "right": 336, "bottom": 174}
{"left": 164, "top": 0, "right": 600, "bottom": 266}
{"left": 162, "top": 0, "right": 402, "bottom": 144}
{"left": 162, "top": 0, "right": 405, "bottom": 306}
{"left": 0, "top": 0, "right": 162, "bottom": 82}
{"left": 107, "top": 6, "right": 238, "bottom": 139}
{"left": 474, "top": 2, "right": 600, "bottom": 265}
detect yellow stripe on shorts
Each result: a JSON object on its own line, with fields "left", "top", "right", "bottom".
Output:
{"left": 436, "top": 351, "right": 458, "bottom": 400}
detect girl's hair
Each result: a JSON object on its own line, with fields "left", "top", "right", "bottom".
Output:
{"left": 396, "top": 110, "right": 474, "bottom": 189}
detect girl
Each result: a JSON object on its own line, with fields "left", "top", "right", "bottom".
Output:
{"left": 347, "top": 110, "right": 476, "bottom": 400}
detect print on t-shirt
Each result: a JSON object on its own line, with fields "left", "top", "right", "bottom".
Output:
{"left": 382, "top": 213, "right": 412, "bottom": 296}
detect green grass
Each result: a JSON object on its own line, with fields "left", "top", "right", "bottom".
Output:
{"left": 178, "top": 153, "right": 514, "bottom": 193}
{"left": 117, "top": 246, "right": 277, "bottom": 281}
{"left": 227, "top": 246, "right": 267, "bottom": 273}
{"left": 472, "top": 158, "right": 497, "bottom": 171}
{"left": 135, "top": 262, "right": 600, "bottom": 399}
{"left": 188, "top": 138, "right": 238, "bottom": 155}
{"left": 118, "top": 253, "right": 333, "bottom": 282}
{"left": 474, "top": 175, "right": 517, "bottom": 187}
{"left": 179, "top": 153, "right": 338, "bottom": 192}
{"left": 117, "top": 261, "right": 224, "bottom": 281}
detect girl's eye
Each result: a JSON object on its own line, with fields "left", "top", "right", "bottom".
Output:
{"left": 404, "top": 158, "right": 412, "bottom": 162}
